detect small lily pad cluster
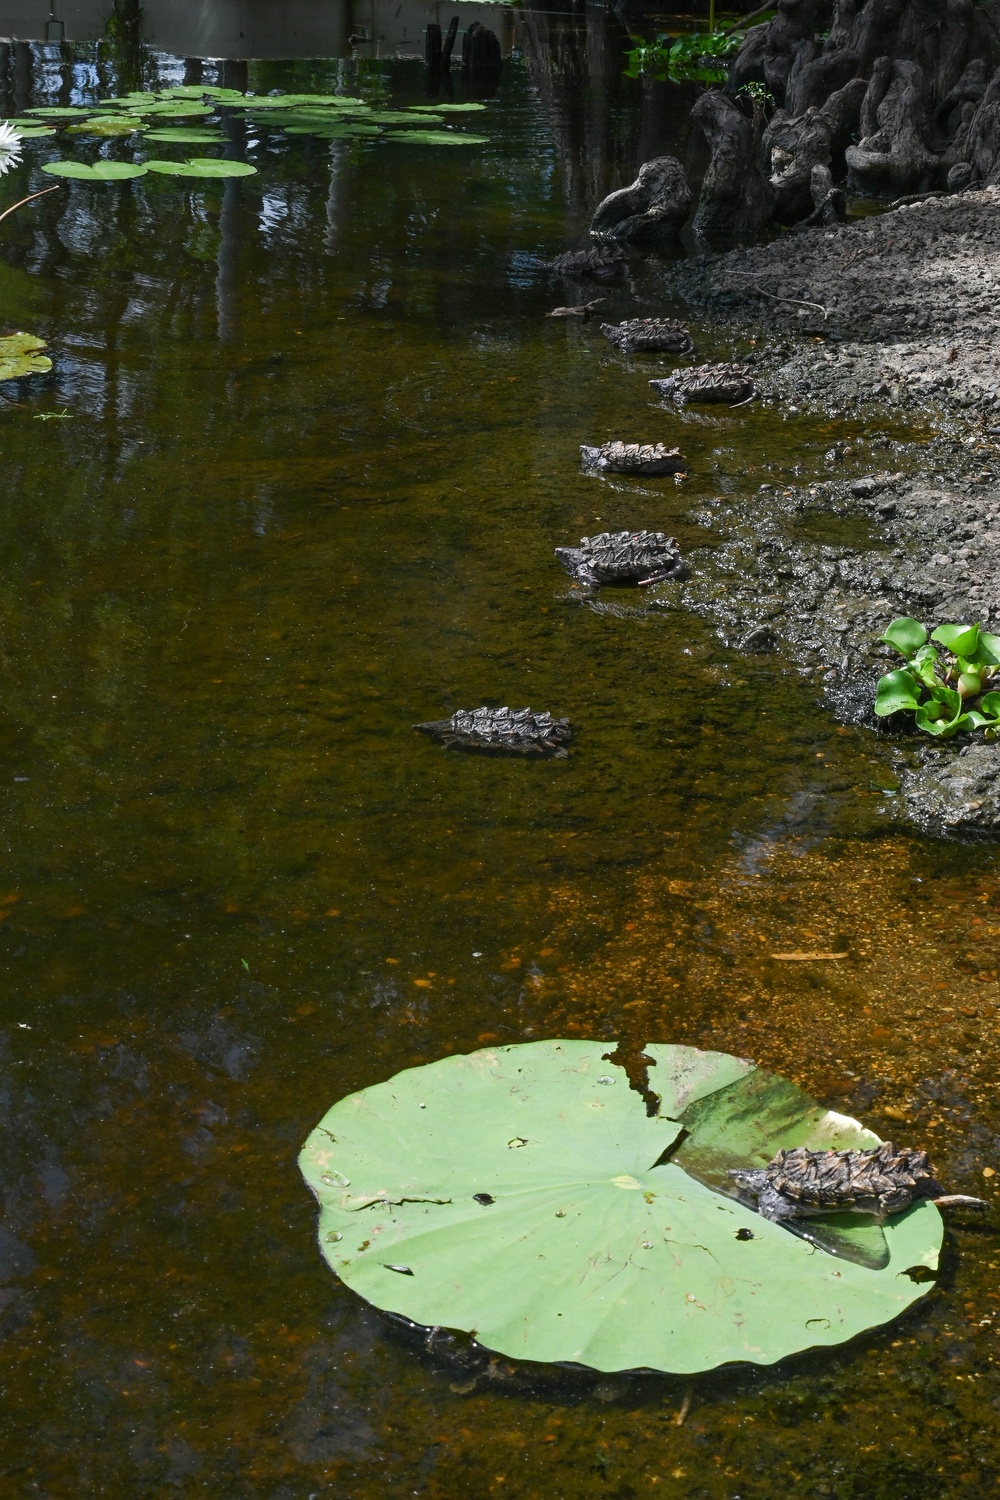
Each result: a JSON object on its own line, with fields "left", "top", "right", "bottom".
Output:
{"left": 11, "top": 82, "right": 489, "bottom": 182}
{"left": 875, "top": 617, "right": 1000, "bottom": 737}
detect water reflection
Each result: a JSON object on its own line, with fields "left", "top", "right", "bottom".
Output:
{"left": 0, "top": 25, "right": 998, "bottom": 1500}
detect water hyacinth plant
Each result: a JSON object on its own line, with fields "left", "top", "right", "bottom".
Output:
{"left": 874, "top": 617, "right": 1000, "bottom": 738}
{"left": 0, "top": 119, "right": 23, "bottom": 175}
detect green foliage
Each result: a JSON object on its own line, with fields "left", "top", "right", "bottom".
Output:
{"left": 385, "top": 131, "right": 489, "bottom": 146}
{"left": 41, "top": 160, "right": 147, "bottom": 180}
{"left": 0, "top": 332, "right": 52, "bottom": 382}
{"left": 624, "top": 29, "right": 742, "bottom": 83}
{"left": 875, "top": 617, "right": 1000, "bottom": 738}
{"left": 143, "top": 158, "right": 258, "bottom": 178}
{"left": 300, "top": 1040, "right": 942, "bottom": 1374}
{"left": 143, "top": 129, "right": 226, "bottom": 144}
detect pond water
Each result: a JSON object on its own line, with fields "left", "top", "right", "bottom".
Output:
{"left": 2, "top": 19, "right": 1000, "bottom": 1499}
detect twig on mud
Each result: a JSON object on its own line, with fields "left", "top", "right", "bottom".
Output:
{"left": 0, "top": 184, "right": 62, "bottom": 228}
{"left": 674, "top": 1390, "right": 692, "bottom": 1426}
{"left": 723, "top": 280, "right": 829, "bottom": 320}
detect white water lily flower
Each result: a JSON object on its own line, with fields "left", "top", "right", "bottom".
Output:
{"left": 0, "top": 119, "right": 23, "bottom": 176}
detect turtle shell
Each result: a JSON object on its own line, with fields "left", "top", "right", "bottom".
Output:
{"left": 767, "top": 1142, "right": 934, "bottom": 1209}
{"left": 650, "top": 363, "right": 755, "bottom": 404}
{"left": 416, "top": 706, "right": 572, "bottom": 757}
{"left": 579, "top": 441, "right": 687, "bottom": 476}
{"left": 600, "top": 318, "right": 694, "bottom": 354}
{"left": 564, "top": 530, "right": 682, "bottom": 584}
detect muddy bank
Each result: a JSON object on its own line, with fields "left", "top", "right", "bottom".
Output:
{"left": 656, "top": 190, "right": 1000, "bottom": 837}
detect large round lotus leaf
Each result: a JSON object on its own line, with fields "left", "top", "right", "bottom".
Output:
{"left": 410, "top": 101, "right": 487, "bottom": 112}
{"left": 384, "top": 130, "right": 488, "bottom": 145}
{"left": 300, "top": 1041, "right": 943, "bottom": 1374}
{"left": 0, "top": 333, "right": 52, "bottom": 382}
{"left": 41, "top": 159, "right": 147, "bottom": 180}
{"left": 144, "top": 128, "right": 225, "bottom": 143}
{"left": 65, "top": 116, "right": 147, "bottom": 135}
{"left": 143, "top": 157, "right": 257, "bottom": 178}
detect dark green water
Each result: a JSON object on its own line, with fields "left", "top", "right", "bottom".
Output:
{"left": 2, "top": 33, "right": 1000, "bottom": 1500}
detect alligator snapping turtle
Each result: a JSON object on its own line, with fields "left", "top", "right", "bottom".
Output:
{"left": 543, "top": 246, "right": 626, "bottom": 281}
{"left": 600, "top": 318, "right": 693, "bottom": 354}
{"left": 555, "top": 530, "right": 683, "bottom": 586}
{"left": 729, "top": 1142, "right": 988, "bottom": 1225}
{"left": 415, "top": 706, "right": 572, "bottom": 757}
{"left": 580, "top": 441, "right": 687, "bottom": 477}
{"left": 649, "top": 362, "right": 756, "bottom": 405}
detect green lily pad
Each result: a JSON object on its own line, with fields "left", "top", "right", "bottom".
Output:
{"left": 143, "top": 157, "right": 257, "bottom": 178}
{"left": 410, "top": 102, "right": 487, "bottom": 112}
{"left": 283, "top": 124, "right": 383, "bottom": 138}
{"left": 156, "top": 86, "right": 247, "bottom": 101}
{"left": 142, "top": 103, "right": 215, "bottom": 118}
{"left": 365, "top": 111, "right": 446, "bottom": 125}
{"left": 143, "top": 129, "right": 226, "bottom": 144}
{"left": 40, "top": 159, "right": 147, "bottom": 180}
{"left": 385, "top": 130, "right": 488, "bottom": 145}
{"left": 10, "top": 125, "right": 56, "bottom": 138}
{"left": 65, "top": 116, "right": 147, "bottom": 136}
{"left": 300, "top": 1041, "right": 943, "bottom": 1374}
{"left": 22, "top": 105, "right": 89, "bottom": 118}
{"left": 0, "top": 333, "right": 52, "bottom": 382}
{"left": 240, "top": 93, "right": 366, "bottom": 109}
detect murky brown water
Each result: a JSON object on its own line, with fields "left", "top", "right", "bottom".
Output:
{"left": 1, "top": 18, "right": 999, "bottom": 1498}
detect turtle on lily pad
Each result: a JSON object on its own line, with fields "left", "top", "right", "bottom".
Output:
{"left": 300, "top": 1041, "right": 961, "bottom": 1375}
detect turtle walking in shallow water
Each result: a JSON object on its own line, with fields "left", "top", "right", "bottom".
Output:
{"left": 600, "top": 318, "right": 694, "bottom": 354}
{"left": 415, "top": 706, "right": 572, "bottom": 758}
{"left": 650, "top": 362, "right": 756, "bottom": 405}
{"left": 555, "top": 530, "right": 683, "bottom": 586}
{"left": 580, "top": 441, "right": 687, "bottom": 477}
{"left": 729, "top": 1141, "right": 988, "bottom": 1226}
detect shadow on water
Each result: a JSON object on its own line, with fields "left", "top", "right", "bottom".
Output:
{"left": 0, "top": 12, "right": 999, "bottom": 1499}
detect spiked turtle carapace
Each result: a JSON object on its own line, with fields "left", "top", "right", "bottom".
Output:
{"left": 729, "top": 1141, "right": 987, "bottom": 1225}
{"left": 555, "top": 529, "right": 683, "bottom": 586}
{"left": 415, "top": 706, "right": 572, "bottom": 758}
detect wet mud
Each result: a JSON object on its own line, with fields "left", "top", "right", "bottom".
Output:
{"left": 660, "top": 187, "right": 1000, "bottom": 835}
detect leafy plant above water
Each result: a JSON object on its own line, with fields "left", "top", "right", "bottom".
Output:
{"left": 300, "top": 1040, "right": 942, "bottom": 1374}
{"left": 875, "top": 617, "right": 1000, "bottom": 737}
{"left": 0, "top": 332, "right": 52, "bottom": 381}
{"left": 624, "top": 29, "right": 742, "bottom": 83}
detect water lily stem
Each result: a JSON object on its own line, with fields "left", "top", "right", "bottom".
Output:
{"left": 0, "top": 184, "right": 62, "bottom": 228}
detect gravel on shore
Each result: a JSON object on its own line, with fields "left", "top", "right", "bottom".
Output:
{"left": 658, "top": 188, "right": 1000, "bottom": 837}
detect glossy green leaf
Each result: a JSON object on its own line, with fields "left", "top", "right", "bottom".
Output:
{"left": 65, "top": 116, "right": 147, "bottom": 136}
{"left": 410, "top": 102, "right": 488, "bottom": 112}
{"left": 979, "top": 632, "right": 1000, "bottom": 665}
{"left": 874, "top": 669, "right": 921, "bottom": 717}
{"left": 300, "top": 1041, "right": 942, "bottom": 1374}
{"left": 41, "top": 159, "right": 147, "bottom": 180}
{"left": 10, "top": 125, "right": 56, "bottom": 138}
{"left": 880, "top": 617, "right": 927, "bottom": 655}
{"left": 283, "top": 125, "right": 383, "bottom": 138}
{"left": 0, "top": 332, "right": 52, "bottom": 382}
{"left": 980, "top": 691, "right": 1000, "bottom": 716}
{"left": 931, "top": 622, "right": 980, "bottom": 657}
{"left": 143, "top": 129, "right": 226, "bottom": 143}
{"left": 144, "top": 157, "right": 257, "bottom": 178}
{"left": 141, "top": 103, "right": 216, "bottom": 118}
{"left": 366, "top": 111, "right": 446, "bottom": 126}
{"left": 384, "top": 131, "right": 489, "bottom": 145}
{"left": 23, "top": 105, "right": 89, "bottom": 118}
